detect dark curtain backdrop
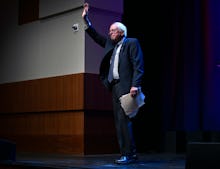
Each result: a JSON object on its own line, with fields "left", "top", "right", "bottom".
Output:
{"left": 160, "top": 0, "right": 220, "bottom": 131}
{"left": 160, "top": 0, "right": 204, "bottom": 131}
{"left": 202, "top": 0, "right": 220, "bottom": 130}
{"left": 124, "top": 0, "right": 220, "bottom": 136}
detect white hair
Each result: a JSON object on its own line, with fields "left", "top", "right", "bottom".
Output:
{"left": 114, "top": 22, "right": 127, "bottom": 37}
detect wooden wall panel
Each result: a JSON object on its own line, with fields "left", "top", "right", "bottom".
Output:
{"left": 84, "top": 110, "right": 119, "bottom": 154}
{"left": 0, "top": 111, "right": 84, "bottom": 135}
{"left": 83, "top": 74, "right": 118, "bottom": 154}
{"left": 0, "top": 74, "right": 84, "bottom": 113}
{"left": 0, "top": 73, "right": 115, "bottom": 154}
{"left": 84, "top": 73, "right": 112, "bottom": 110}
{"left": 0, "top": 111, "right": 84, "bottom": 154}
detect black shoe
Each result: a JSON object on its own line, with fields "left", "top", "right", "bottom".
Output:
{"left": 114, "top": 155, "right": 137, "bottom": 164}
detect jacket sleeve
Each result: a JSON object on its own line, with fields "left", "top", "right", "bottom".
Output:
{"left": 129, "top": 39, "right": 144, "bottom": 87}
{"left": 85, "top": 26, "right": 107, "bottom": 48}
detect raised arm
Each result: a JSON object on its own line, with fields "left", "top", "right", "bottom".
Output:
{"left": 82, "top": 3, "right": 91, "bottom": 27}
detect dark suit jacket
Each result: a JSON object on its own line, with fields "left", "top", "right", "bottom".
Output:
{"left": 86, "top": 26, "right": 144, "bottom": 97}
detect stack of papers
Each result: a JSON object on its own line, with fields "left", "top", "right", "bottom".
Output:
{"left": 119, "top": 90, "right": 145, "bottom": 118}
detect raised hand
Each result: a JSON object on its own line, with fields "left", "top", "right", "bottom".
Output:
{"left": 82, "top": 3, "right": 89, "bottom": 18}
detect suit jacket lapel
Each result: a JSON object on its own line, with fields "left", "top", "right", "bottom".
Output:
{"left": 118, "top": 38, "right": 127, "bottom": 64}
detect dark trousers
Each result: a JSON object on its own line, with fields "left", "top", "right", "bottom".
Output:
{"left": 111, "top": 83, "right": 136, "bottom": 156}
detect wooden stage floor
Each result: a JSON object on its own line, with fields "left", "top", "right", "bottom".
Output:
{"left": 0, "top": 152, "right": 186, "bottom": 169}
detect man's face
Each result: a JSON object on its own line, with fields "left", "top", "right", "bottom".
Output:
{"left": 108, "top": 23, "right": 124, "bottom": 43}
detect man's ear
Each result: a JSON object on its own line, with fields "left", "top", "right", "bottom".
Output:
{"left": 121, "top": 31, "right": 125, "bottom": 37}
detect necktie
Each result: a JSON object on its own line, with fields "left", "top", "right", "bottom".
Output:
{"left": 108, "top": 45, "right": 118, "bottom": 83}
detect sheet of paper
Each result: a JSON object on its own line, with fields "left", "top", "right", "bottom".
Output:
{"left": 119, "top": 90, "right": 145, "bottom": 118}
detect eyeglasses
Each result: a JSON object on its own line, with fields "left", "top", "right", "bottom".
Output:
{"left": 109, "top": 28, "right": 119, "bottom": 34}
